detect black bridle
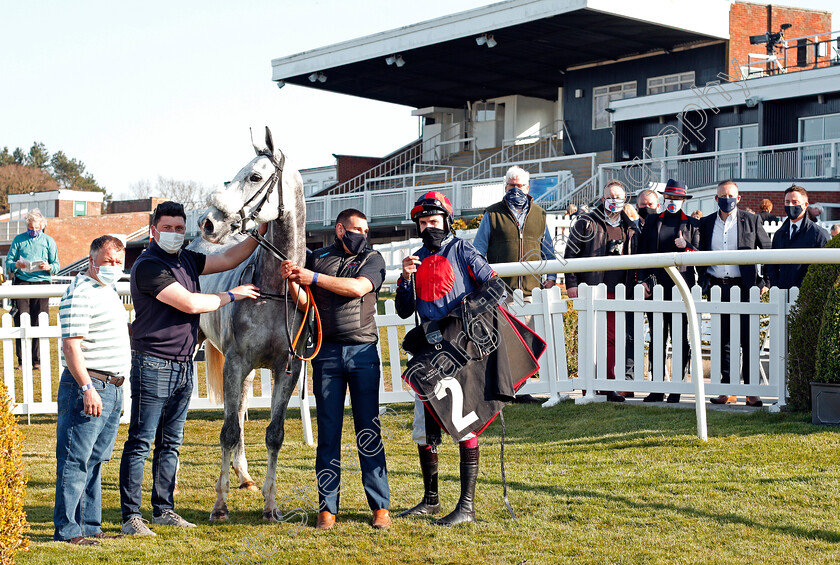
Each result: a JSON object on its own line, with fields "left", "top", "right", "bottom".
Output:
{"left": 233, "top": 150, "right": 286, "bottom": 247}
{"left": 229, "top": 149, "right": 307, "bottom": 373}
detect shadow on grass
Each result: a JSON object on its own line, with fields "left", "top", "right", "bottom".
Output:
{"left": 23, "top": 502, "right": 387, "bottom": 544}
{"left": 526, "top": 483, "right": 840, "bottom": 545}
{"left": 476, "top": 402, "right": 826, "bottom": 445}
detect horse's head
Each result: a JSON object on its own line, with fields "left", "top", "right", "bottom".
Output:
{"left": 199, "top": 127, "right": 291, "bottom": 244}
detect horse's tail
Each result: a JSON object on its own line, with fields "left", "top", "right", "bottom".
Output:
{"left": 205, "top": 340, "right": 226, "bottom": 405}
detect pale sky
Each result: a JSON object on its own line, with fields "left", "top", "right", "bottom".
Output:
{"left": 0, "top": 1, "right": 834, "bottom": 198}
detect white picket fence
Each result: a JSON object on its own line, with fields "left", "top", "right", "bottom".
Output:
{"left": 0, "top": 287, "right": 565, "bottom": 421}
{"left": 0, "top": 276, "right": 799, "bottom": 427}
{"left": 573, "top": 283, "right": 796, "bottom": 404}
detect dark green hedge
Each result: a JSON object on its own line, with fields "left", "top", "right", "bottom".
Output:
{"left": 787, "top": 234, "right": 840, "bottom": 411}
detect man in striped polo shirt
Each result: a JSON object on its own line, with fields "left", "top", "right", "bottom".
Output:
{"left": 54, "top": 235, "right": 130, "bottom": 545}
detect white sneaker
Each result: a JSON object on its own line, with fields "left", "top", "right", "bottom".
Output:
{"left": 152, "top": 510, "right": 197, "bottom": 528}
{"left": 121, "top": 516, "right": 157, "bottom": 536}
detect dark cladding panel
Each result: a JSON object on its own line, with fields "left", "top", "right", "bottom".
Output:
{"left": 562, "top": 44, "right": 727, "bottom": 155}
{"left": 762, "top": 95, "right": 840, "bottom": 147}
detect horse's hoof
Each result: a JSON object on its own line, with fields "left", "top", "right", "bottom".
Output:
{"left": 262, "top": 510, "right": 278, "bottom": 521}
{"left": 239, "top": 481, "right": 260, "bottom": 493}
{"left": 210, "top": 508, "right": 229, "bottom": 522}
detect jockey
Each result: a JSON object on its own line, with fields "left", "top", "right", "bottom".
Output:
{"left": 395, "top": 191, "right": 496, "bottom": 526}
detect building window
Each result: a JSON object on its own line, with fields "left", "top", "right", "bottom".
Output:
{"left": 592, "top": 82, "right": 636, "bottom": 130}
{"left": 799, "top": 113, "right": 840, "bottom": 142}
{"left": 643, "top": 134, "right": 681, "bottom": 159}
{"left": 646, "top": 72, "right": 695, "bottom": 95}
{"left": 73, "top": 201, "right": 86, "bottom": 217}
{"left": 475, "top": 102, "right": 496, "bottom": 122}
{"left": 715, "top": 124, "right": 758, "bottom": 151}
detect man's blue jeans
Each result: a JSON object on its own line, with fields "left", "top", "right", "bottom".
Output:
{"left": 54, "top": 369, "right": 122, "bottom": 541}
{"left": 119, "top": 351, "right": 193, "bottom": 521}
{"left": 312, "top": 342, "right": 390, "bottom": 515}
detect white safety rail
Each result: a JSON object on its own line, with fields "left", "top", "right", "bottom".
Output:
{"left": 0, "top": 286, "right": 574, "bottom": 423}
{"left": 374, "top": 215, "right": 577, "bottom": 269}
{"left": 573, "top": 283, "right": 795, "bottom": 404}
{"left": 4, "top": 249, "right": 840, "bottom": 442}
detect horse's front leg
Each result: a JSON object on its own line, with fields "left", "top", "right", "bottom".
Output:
{"left": 232, "top": 370, "right": 259, "bottom": 492}
{"left": 211, "top": 360, "right": 247, "bottom": 521}
{"left": 263, "top": 358, "right": 299, "bottom": 521}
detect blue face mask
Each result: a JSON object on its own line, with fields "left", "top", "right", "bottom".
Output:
{"left": 96, "top": 265, "right": 123, "bottom": 286}
{"left": 717, "top": 197, "right": 738, "bottom": 213}
{"left": 504, "top": 187, "right": 529, "bottom": 209}
{"left": 27, "top": 229, "right": 42, "bottom": 238}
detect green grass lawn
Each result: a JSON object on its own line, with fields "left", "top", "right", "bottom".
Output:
{"left": 15, "top": 401, "right": 840, "bottom": 565}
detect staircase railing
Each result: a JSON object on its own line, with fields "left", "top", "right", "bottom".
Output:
{"left": 531, "top": 171, "right": 576, "bottom": 211}
{"left": 557, "top": 173, "right": 600, "bottom": 210}
{"left": 452, "top": 119, "right": 565, "bottom": 183}
{"left": 329, "top": 121, "right": 467, "bottom": 195}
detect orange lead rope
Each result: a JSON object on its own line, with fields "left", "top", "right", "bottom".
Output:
{"left": 290, "top": 285, "right": 322, "bottom": 361}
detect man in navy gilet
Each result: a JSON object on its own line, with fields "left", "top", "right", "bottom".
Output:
{"left": 120, "top": 201, "right": 263, "bottom": 536}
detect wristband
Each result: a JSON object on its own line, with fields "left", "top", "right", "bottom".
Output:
{"left": 80, "top": 382, "right": 95, "bottom": 392}
{"left": 312, "top": 272, "right": 319, "bottom": 286}
{"left": 227, "top": 291, "right": 236, "bottom": 303}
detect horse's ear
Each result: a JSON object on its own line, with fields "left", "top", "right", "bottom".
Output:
{"left": 265, "top": 127, "right": 275, "bottom": 156}
{"left": 251, "top": 127, "right": 263, "bottom": 156}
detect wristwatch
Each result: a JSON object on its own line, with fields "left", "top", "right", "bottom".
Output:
{"left": 80, "top": 383, "right": 95, "bottom": 392}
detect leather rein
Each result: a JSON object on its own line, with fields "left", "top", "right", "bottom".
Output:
{"left": 231, "top": 150, "right": 321, "bottom": 369}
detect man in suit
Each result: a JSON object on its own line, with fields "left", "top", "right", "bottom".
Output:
{"left": 638, "top": 179, "right": 700, "bottom": 404}
{"left": 699, "top": 180, "right": 770, "bottom": 407}
{"left": 765, "top": 185, "right": 829, "bottom": 290}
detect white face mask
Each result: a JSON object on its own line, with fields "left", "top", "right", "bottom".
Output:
{"left": 96, "top": 265, "right": 123, "bottom": 286}
{"left": 156, "top": 229, "right": 185, "bottom": 254}
{"left": 604, "top": 198, "right": 625, "bottom": 214}
{"left": 665, "top": 199, "right": 684, "bottom": 214}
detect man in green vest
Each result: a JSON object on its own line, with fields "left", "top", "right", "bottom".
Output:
{"left": 473, "top": 166, "right": 558, "bottom": 404}
{"left": 472, "top": 165, "right": 558, "bottom": 301}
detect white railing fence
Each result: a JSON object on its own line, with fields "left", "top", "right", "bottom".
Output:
{"left": 374, "top": 216, "right": 578, "bottom": 271}
{"left": 306, "top": 171, "right": 575, "bottom": 226}
{"left": 599, "top": 138, "right": 840, "bottom": 192}
{"left": 4, "top": 249, "right": 840, "bottom": 443}
{"left": 573, "top": 282, "right": 794, "bottom": 404}
{"left": 0, "top": 274, "right": 806, "bottom": 419}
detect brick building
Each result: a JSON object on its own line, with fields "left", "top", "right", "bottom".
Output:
{"left": 0, "top": 192, "right": 163, "bottom": 273}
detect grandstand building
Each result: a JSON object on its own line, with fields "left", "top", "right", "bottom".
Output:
{"left": 270, "top": 0, "right": 838, "bottom": 247}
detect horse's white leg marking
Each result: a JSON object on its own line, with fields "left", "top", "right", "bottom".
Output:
{"left": 211, "top": 448, "right": 232, "bottom": 521}
{"left": 233, "top": 371, "right": 258, "bottom": 492}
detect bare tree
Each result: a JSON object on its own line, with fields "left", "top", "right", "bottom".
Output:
{"left": 0, "top": 164, "right": 59, "bottom": 211}
{"left": 128, "top": 176, "right": 212, "bottom": 210}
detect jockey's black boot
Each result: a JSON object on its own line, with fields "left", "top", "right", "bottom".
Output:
{"left": 432, "top": 444, "right": 478, "bottom": 526}
{"left": 397, "top": 445, "right": 440, "bottom": 517}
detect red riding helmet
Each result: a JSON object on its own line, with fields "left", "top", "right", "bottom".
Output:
{"left": 410, "top": 191, "right": 454, "bottom": 227}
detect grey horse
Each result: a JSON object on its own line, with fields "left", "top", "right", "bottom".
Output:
{"left": 190, "top": 127, "right": 307, "bottom": 522}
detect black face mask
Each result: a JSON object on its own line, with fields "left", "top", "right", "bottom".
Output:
{"left": 785, "top": 205, "right": 804, "bottom": 221}
{"left": 420, "top": 226, "right": 447, "bottom": 251}
{"left": 339, "top": 230, "right": 367, "bottom": 255}
{"left": 638, "top": 207, "right": 657, "bottom": 219}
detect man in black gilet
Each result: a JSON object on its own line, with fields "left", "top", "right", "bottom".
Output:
{"left": 283, "top": 208, "right": 390, "bottom": 530}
